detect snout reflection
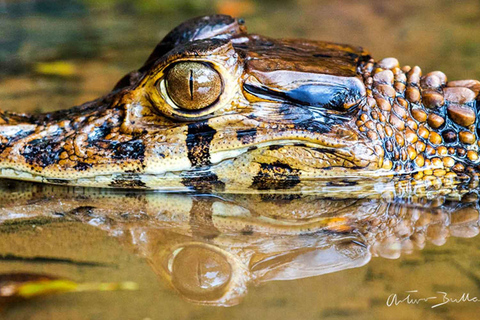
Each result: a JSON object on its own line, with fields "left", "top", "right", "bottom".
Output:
{"left": 0, "top": 180, "right": 478, "bottom": 306}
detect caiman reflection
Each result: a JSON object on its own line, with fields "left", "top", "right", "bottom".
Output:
{"left": 1, "top": 15, "right": 480, "bottom": 197}
{"left": 0, "top": 180, "right": 478, "bottom": 306}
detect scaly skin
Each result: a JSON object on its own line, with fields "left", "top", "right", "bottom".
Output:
{"left": 0, "top": 15, "right": 479, "bottom": 196}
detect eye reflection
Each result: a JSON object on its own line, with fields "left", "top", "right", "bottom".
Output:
{"left": 170, "top": 246, "right": 232, "bottom": 301}
{"left": 165, "top": 62, "right": 222, "bottom": 110}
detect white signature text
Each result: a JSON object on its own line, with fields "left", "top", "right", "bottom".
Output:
{"left": 386, "top": 290, "right": 480, "bottom": 308}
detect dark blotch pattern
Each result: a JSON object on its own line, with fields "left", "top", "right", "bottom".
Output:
{"left": 237, "top": 128, "right": 257, "bottom": 144}
{"left": 181, "top": 171, "right": 226, "bottom": 191}
{"left": 186, "top": 121, "right": 216, "bottom": 167}
{"left": 21, "top": 138, "right": 64, "bottom": 168}
{"left": 112, "top": 139, "right": 145, "bottom": 161}
{"left": 268, "top": 145, "right": 283, "bottom": 151}
{"left": 109, "top": 175, "right": 146, "bottom": 188}
{"left": 74, "top": 162, "right": 92, "bottom": 171}
{"left": 189, "top": 198, "right": 220, "bottom": 239}
{"left": 259, "top": 193, "right": 302, "bottom": 202}
{"left": 87, "top": 122, "right": 111, "bottom": 144}
{"left": 251, "top": 161, "right": 301, "bottom": 190}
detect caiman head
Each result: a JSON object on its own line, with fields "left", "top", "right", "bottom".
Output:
{"left": 3, "top": 14, "right": 470, "bottom": 192}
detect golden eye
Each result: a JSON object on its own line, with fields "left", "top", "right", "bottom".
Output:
{"left": 165, "top": 62, "right": 222, "bottom": 110}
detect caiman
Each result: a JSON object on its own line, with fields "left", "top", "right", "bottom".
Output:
{"left": 1, "top": 15, "right": 480, "bottom": 197}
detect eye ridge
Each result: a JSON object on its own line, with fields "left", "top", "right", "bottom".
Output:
{"left": 164, "top": 61, "right": 223, "bottom": 111}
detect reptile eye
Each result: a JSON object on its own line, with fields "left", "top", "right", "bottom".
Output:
{"left": 165, "top": 62, "right": 222, "bottom": 110}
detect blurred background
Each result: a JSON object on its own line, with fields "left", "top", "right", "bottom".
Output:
{"left": 1, "top": 0, "right": 480, "bottom": 113}
{"left": 2, "top": 2, "right": 480, "bottom": 319}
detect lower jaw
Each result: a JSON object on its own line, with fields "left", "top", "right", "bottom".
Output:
{"left": 1, "top": 166, "right": 464, "bottom": 199}
{"left": 0, "top": 166, "right": 396, "bottom": 197}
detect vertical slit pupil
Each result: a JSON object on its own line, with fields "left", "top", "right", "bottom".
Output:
{"left": 189, "top": 69, "right": 194, "bottom": 100}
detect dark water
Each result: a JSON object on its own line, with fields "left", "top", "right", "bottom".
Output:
{"left": 1, "top": 0, "right": 480, "bottom": 319}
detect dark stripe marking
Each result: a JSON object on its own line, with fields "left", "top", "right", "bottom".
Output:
{"left": 259, "top": 193, "right": 302, "bottom": 202}
{"left": 189, "top": 198, "right": 219, "bottom": 239}
{"left": 109, "top": 175, "right": 146, "bottom": 188}
{"left": 237, "top": 128, "right": 257, "bottom": 144}
{"left": 181, "top": 171, "right": 226, "bottom": 192}
{"left": 186, "top": 121, "right": 216, "bottom": 167}
{"left": 251, "top": 161, "right": 301, "bottom": 190}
